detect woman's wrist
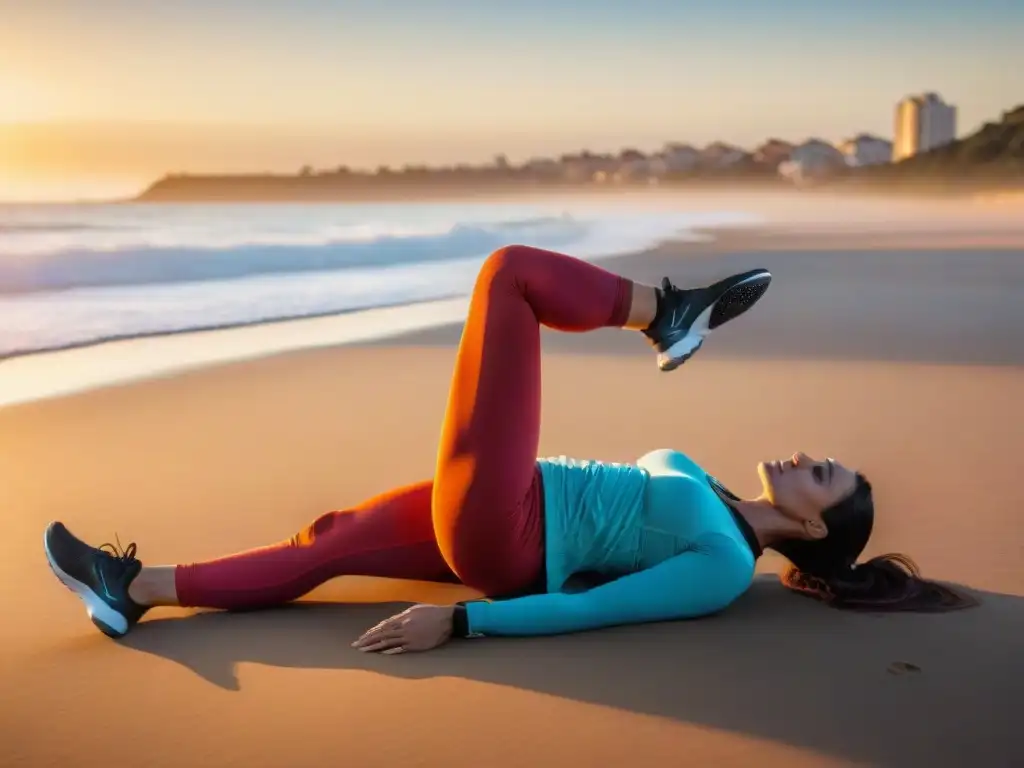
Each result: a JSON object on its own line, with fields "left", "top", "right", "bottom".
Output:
{"left": 451, "top": 602, "right": 471, "bottom": 638}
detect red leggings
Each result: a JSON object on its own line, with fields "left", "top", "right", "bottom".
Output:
{"left": 175, "top": 245, "right": 633, "bottom": 608}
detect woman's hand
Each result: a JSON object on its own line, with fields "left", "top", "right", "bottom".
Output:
{"left": 352, "top": 604, "right": 455, "bottom": 654}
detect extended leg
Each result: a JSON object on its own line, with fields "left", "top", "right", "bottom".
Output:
{"left": 169, "top": 480, "right": 458, "bottom": 609}
{"left": 43, "top": 481, "right": 456, "bottom": 634}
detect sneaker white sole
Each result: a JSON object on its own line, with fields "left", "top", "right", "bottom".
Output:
{"left": 43, "top": 530, "right": 130, "bottom": 637}
{"left": 656, "top": 271, "right": 770, "bottom": 372}
{"left": 657, "top": 303, "right": 714, "bottom": 371}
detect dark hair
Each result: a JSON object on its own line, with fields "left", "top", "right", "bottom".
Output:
{"left": 772, "top": 474, "right": 978, "bottom": 612}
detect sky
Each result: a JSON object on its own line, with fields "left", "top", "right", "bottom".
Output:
{"left": 0, "top": 0, "right": 1021, "bottom": 200}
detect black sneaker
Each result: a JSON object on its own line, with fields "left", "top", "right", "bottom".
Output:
{"left": 43, "top": 521, "right": 148, "bottom": 638}
{"left": 644, "top": 268, "right": 772, "bottom": 371}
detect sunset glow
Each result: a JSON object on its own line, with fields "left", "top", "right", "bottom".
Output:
{"left": 0, "top": 0, "right": 1020, "bottom": 201}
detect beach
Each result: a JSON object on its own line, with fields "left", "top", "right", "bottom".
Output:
{"left": 2, "top": 224, "right": 1023, "bottom": 767}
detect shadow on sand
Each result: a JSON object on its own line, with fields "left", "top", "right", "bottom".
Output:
{"left": 120, "top": 575, "right": 1023, "bottom": 768}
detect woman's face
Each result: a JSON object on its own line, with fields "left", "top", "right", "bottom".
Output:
{"left": 759, "top": 452, "right": 859, "bottom": 525}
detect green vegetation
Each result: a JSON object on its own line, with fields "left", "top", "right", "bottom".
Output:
{"left": 837, "top": 105, "right": 1024, "bottom": 190}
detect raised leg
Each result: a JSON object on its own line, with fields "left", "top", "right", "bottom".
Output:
{"left": 431, "top": 245, "right": 635, "bottom": 595}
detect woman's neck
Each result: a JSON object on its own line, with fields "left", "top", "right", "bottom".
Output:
{"left": 733, "top": 497, "right": 807, "bottom": 550}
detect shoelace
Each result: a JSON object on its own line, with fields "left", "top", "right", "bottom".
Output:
{"left": 98, "top": 535, "right": 138, "bottom": 565}
{"left": 660, "top": 276, "right": 682, "bottom": 295}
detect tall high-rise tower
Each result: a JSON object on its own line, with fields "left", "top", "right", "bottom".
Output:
{"left": 893, "top": 93, "right": 957, "bottom": 161}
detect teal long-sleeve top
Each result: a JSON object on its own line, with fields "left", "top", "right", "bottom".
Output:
{"left": 463, "top": 449, "right": 761, "bottom": 637}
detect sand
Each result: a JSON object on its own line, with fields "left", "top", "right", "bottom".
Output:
{"left": 2, "top": 228, "right": 1023, "bottom": 768}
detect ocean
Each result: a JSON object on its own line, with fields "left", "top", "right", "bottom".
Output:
{"left": 3, "top": 194, "right": 1021, "bottom": 407}
{"left": 0, "top": 199, "right": 759, "bottom": 360}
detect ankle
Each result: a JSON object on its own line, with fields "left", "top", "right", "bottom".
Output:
{"left": 127, "top": 574, "right": 153, "bottom": 606}
{"left": 623, "top": 284, "right": 661, "bottom": 330}
{"left": 645, "top": 286, "right": 666, "bottom": 332}
{"left": 127, "top": 565, "right": 179, "bottom": 607}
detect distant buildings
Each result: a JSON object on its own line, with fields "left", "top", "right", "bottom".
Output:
{"left": 777, "top": 139, "right": 847, "bottom": 183}
{"left": 893, "top": 93, "right": 957, "bottom": 161}
{"left": 699, "top": 142, "right": 748, "bottom": 169}
{"left": 753, "top": 139, "right": 795, "bottom": 169}
{"left": 302, "top": 90, "right": 967, "bottom": 190}
{"left": 521, "top": 157, "right": 560, "bottom": 178}
{"left": 661, "top": 143, "right": 701, "bottom": 172}
{"left": 837, "top": 134, "right": 894, "bottom": 167}
{"left": 615, "top": 149, "right": 653, "bottom": 182}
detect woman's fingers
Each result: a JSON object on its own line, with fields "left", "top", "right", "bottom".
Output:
{"left": 355, "top": 630, "right": 405, "bottom": 651}
{"left": 362, "top": 618, "right": 402, "bottom": 637}
{"left": 354, "top": 629, "right": 400, "bottom": 646}
{"left": 358, "top": 639, "right": 404, "bottom": 653}
{"left": 353, "top": 609, "right": 423, "bottom": 653}
{"left": 353, "top": 625, "right": 404, "bottom": 650}
{"left": 350, "top": 604, "right": 450, "bottom": 656}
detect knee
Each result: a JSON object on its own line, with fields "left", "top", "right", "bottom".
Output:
{"left": 476, "top": 244, "right": 535, "bottom": 289}
{"left": 291, "top": 510, "right": 340, "bottom": 548}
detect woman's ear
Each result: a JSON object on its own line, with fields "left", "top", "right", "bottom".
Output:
{"left": 803, "top": 518, "right": 828, "bottom": 540}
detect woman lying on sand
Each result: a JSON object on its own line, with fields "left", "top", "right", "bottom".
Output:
{"left": 44, "top": 245, "right": 975, "bottom": 652}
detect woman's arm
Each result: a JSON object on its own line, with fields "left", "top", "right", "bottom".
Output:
{"left": 459, "top": 533, "right": 754, "bottom": 637}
